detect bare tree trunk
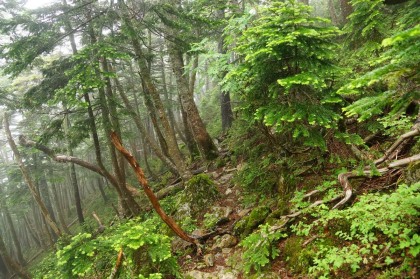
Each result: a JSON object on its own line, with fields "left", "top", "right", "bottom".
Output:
{"left": 340, "top": 0, "right": 352, "bottom": 24}
{"left": 217, "top": 7, "right": 234, "bottom": 132}
{"left": 3, "top": 113, "right": 62, "bottom": 237}
{"left": 110, "top": 65, "right": 180, "bottom": 176}
{"left": 24, "top": 215, "right": 42, "bottom": 250}
{"left": 96, "top": 177, "right": 109, "bottom": 203}
{"left": 328, "top": 0, "right": 339, "bottom": 26}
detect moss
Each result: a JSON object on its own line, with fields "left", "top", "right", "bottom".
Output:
{"left": 233, "top": 206, "right": 271, "bottom": 238}
{"left": 403, "top": 161, "right": 420, "bottom": 185}
{"left": 282, "top": 236, "right": 314, "bottom": 274}
{"left": 214, "top": 157, "right": 227, "bottom": 168}
{"left": 178, "top": 174, "right": 219, "bottom": 218}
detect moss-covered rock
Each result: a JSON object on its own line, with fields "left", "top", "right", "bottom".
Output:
{"left": 233, "top": 206, "right": 271, "bottom": 238}
{"left": 282, "top": 236, "right": 314, "bottom": 274}
{"left": 177, "top": 174, "right": 219, "bottom": 218}
{"left": 266, "top": 199, "right": 289, "bottom": 225}
{"left": 404, "top": 161, "right": 420, "bottom": 185}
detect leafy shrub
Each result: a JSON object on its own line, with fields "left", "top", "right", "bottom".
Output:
{"left": 292, "top": 182, "right": 420, "bottom": 278}
{"left": 34, "top": 217, "right": 180, "bottom": 279}
{"left": 241, "top": 223, "right": 287, "bottom": 274}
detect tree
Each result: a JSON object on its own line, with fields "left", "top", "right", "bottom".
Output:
{"left": 226, "top": 0, "right": 342, "bottom": 151}
{"left": 339, "top": 0, "right": 419, "bottom": 133}
{"left": 3, "top": 112, "right": 62, "bottom": 237}
{"left": 0, "top": 235, "right": 31, "bottom": 279}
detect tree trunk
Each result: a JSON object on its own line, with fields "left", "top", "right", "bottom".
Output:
{"left": 167, "top": 47, "right": 218, "bottom": 160}
{"left": 216, "top": 8, "right": 234, "bottom": 132}
{"left": 47, "top": 168, "right": 72, "bottom": 234}
{"left": 0, "top": 236, "right": 31, "bottom": 279}
{"left": 110, "top": 64, "right": 180, "bottom": 176}
{"left": 118, "top": 1, "right": 190, "bottom": 179}
{"left": 0, "top": 195, "right": 25, "bottom": 265}
{"left": 84, "top": 7, "right": 141, "bottom": 216}
{"left": 3, "top": 113, "right": 62, "bottom": 237}
{"left": 63, "top": 107, "right": 85, "bottom": 224}
{"left": 340, "top": 0, "right": 352, "bottom": 24}
{"left": 111, "top": 132, "right": 199, "bottom": 245}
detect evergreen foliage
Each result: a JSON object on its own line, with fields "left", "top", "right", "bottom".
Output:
{"left": 226, "top": 0, "right": 342, "bottom": 150}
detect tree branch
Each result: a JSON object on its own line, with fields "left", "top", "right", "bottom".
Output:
{"left": 110, "top": 131, "right": 200, "bottom": 246}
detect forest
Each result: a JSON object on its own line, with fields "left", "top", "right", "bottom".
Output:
{"left": 0, "top": 0, "right": 418, "bottom": 278}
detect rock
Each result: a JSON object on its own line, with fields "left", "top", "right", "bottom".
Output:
{"left": 192, "top": 229, "right": 208, "bottom": 238}
{"left": 218, "top": 270, "right": 237, "bottom": 279}
{"left": 225, "top": 188, "right": 233, "bottom": 195}
{"left": 171, "top": 237, "right": 192, "bottom": 251}
{"left": 196, "top": 263, "right": 208, "bottom": 270}
{"left": 212, "top": 234, "right": 237, "bottom": 250}
{"left": 221, "top": 248, "right": 232, "bottom": 255}
{"left": 177, "top": 174, "right": 219, "bottom": 218}
{"left": 219, "top": 173, "right": 234, "bottom": 184}
{"left": 204, "top": 207, "right": 232, "bottom": 229}
{"left": 233, "top": 206, "right": 271, "bottom": 237}
{"left": 185, "top": 270, "right": 216, "bottom": 279}
{"left": 216, "top": 266, "right": 240, "bottom": 279}
{"left": 248, "top": 272, "right": 282, "bottom": 279}
{"left": 238, "top": 208, "right": 251, "bottom": 218}
{"left": 214, "top": 252, "right": 224, "bottom": 263}
{"left": 204, "top": 254, "right": 215, "bottom": 267}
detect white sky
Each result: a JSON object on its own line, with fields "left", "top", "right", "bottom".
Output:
{"left": 25, "top": 0, "right": 55, "bottom": 9}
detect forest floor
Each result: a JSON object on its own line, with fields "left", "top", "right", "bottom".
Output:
{"left": 175, "top": 161, "right": 297, "bottom": 279}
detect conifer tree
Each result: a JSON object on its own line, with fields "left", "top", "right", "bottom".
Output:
{"left": 226, "top": 0, "right": 342, "bottom": 150}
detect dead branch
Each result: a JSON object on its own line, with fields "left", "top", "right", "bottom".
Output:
{"left": 109, "top": 248, "right": 124, "bottom": 279}
{"left": 110, "top": 132, "right": 200, "bottom": 247}
{"left": 92, "top": 212, "right": 105, "bottom": 233}
{"left": 388, "top": 153, "right": 420, "bottom": 168}
{"left": 18, "top": 135, "right": 121, "bottom": 188}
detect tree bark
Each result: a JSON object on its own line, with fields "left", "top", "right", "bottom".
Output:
{"left": 63, "top": 107, "right": 85, "bottom": 224}
{"left": 110, "top": 67, "right": 180, "bottom": 176}
{"left": 216, "top": 8, "right": 234, "bottom": 133}
{"left": 47, "top": 168, "right": 72, "bottom": 234}
{"left": 167, "top": 46, "right": 218, "bottom": 160}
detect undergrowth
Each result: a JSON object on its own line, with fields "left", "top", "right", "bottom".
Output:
{"left": 32, "top": 217, "right": 179, "bottom": 279}
{"left": 290, "top": 182, "right": 420, "bottom": 278}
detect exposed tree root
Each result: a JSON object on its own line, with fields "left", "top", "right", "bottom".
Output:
{"left": 334, "top": 119, "right": 420, "bottom": 209}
